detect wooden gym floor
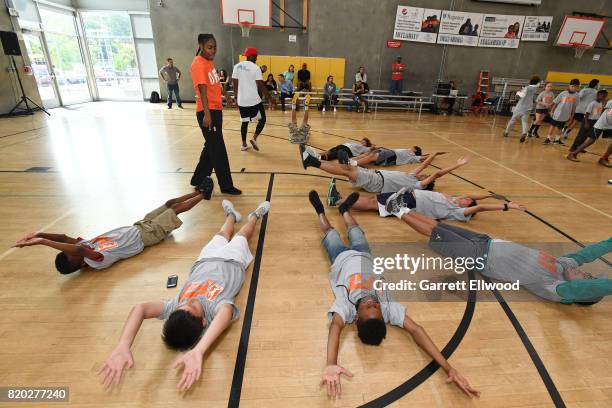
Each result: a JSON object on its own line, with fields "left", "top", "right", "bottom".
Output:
{"left": 0, "top": 102, "right": 610, "bottom": 407}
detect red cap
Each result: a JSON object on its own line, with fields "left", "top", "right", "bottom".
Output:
{"left": 243, "top": 47, "right": 258, "bottom": 57}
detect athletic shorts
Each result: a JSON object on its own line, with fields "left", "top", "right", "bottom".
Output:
{"left": 535, "top": 108, "right": 549, "bottom": 114}
{"left": 288, "top": 123, "right": 311, "bottom": 142}
{"left": 550, "top": 119, "right": 566, "bottom": 129}
{"left": 374, "top": 148, "right": 397, "bottom": 166}
{"left": 594, "top": 128, "right": 612, "bottom": 139}
{"left": 326, "top": 145, "right": 353, "bottom": 161}
{"left": 353, "top": 168, "right": 384, "bottom": 193}
{"left": 428, "top": 223, "right": 491, "bottom": 263}
{"left": 133, "top": 205, "right": 183, "bottom": 247}
{"left": 238, "top": 103, "right": 263, "bottom": 122}
{"left": 573, "top": 112, "right": 585, "bottom": 122}
{"left": 377, "top": 191, "right": 417, "bottom": 217}
{"left": 197, "top": 234, "right": 254, "bottom": 269}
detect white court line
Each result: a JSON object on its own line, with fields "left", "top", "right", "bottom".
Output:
{"left": 432, "top": 131, "right": 612, "bottom": 219}
{"left": 0, "top": 209, "right": 74, "bottom": 262}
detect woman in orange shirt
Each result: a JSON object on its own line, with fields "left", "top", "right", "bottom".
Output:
{"left": 190, "top": 34, "right": 241, "bottom": 195}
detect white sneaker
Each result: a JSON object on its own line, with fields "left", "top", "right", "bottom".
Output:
{"left": 322, "top": 107, "right": 326, "bottom": 112}
{"left": 305, "top": 146, "right": 321, "bottom": 160}
{"left": 222, "top": 200, "right": 242, "bottom": 222}
{"left": 241, "top": 145, "right": 250, "bottom": 151}
{"left": 333, "top": 107, "right": 337, "bottom": 112}
{"left": 349, "top": 159, "right": 358, "bottom": 167}
{"left": 249, "top": 201, "right": 270, "bottom": 219}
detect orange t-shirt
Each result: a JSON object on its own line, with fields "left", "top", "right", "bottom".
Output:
{"left": 190, "top": 55, "right": 222, "bottom": 112}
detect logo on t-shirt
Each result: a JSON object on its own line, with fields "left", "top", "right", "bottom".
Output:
{"left": 537, "top": 252, "right": 559, "bottom": 276}
{"left": 543, "top": 96, "right": 553, "bottom": 103}
{"left": 91, "top": 237, "right": 118, "bottom": 251}
{"left": 179, "top": 280, "right": 224, "bottom": 302}
{"left": 561, "top": 96, "right": 577, "bottom": 104}
{"left": 208, "top": 68, "right": 220, "bottom": 85}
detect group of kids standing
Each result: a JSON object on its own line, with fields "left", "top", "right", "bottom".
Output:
{"left": 11, "top": 33, "right": 611, "bottom": 400}
{"left": 504, "top": 77, "right": 611, "bottom": 167}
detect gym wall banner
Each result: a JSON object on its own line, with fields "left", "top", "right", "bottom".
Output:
{"left": 521, "top": 16, "right": 553, "bottom": 42}
{"left": 437, "top": 10, "right": 484, "bottom": 47}
{"left": 478, "top": 14, "right": 526, "bottom": 48}
{"left": 393, "top": 5, "right": 442, "bottom": 44}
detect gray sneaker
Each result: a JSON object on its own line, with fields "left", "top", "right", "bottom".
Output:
{"left": 385, "top": 187, "right": 410, "bottom": 215}
{"left": 222, "top": 200, "right": 242, "bottom": 222}
{"left": 249, "top": 201, "right": 270, "bottom": 219}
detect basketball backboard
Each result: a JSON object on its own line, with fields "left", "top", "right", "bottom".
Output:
{"left": 221, "top": 0, "right": 271, "bottom": 28}
{"left": 555, "top": 15, "right": 605, "bottom": 47}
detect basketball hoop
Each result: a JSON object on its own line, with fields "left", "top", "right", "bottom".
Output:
{"left": 240, "top": 21, "right": 252, "bottom": 37}
{"left": 571, "top": 43, "right": 587, "bottom": 59}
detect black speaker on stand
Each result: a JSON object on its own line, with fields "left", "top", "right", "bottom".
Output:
{"left": 1, "top": 30, "right": 50, "bottom": 117}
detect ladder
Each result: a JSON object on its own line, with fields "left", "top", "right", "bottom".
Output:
{"left": 477, "top": 71, "right": 490, "bottom": 98}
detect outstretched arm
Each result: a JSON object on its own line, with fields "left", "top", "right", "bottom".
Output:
{"left": 22, "top": 232, "right": 79, "bottom": 244}
{"left": 173, "top": 303, "right": 234, "bottom": 391}
{"left": 413, "top": 152, "right": 444, "bottom": 175}
{"left": 419, "top": 156, "right": 470, "bottom": 188}
{"left": 463, "top": 201, "right": 526, "bottom": 217}
{"left": 462, "top": 192, "right": 494, "bottom": 201}
{"left": 321, "top": 313, "right": 353, "bottom": 397}
{"left": 98, "top": 301, "right": 164, "bottom": 389}
{"left": 563, "top": 237, "right": 612, "bottom": 266}
{"left": 13, "top": 237, "right": 102, "bottom": 260}
{"left": 403, "top": 314, "right": 480, "bottom": 398}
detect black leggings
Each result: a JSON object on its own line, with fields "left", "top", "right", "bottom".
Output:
{"left": 570, "top": 119, "right": 597, "bottom": 152}
{"left": 323, "top": 145, "right": 353, "bottom": 161}
{"left": 240, "top": 103, "right": 267, "bottom": 144}
{"left": 192, "top": 110, "right": 234, "bottom": 189}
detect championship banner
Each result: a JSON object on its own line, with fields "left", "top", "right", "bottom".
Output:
{"left": 521, "top": 16, "right": 553, "bottom": 41}
{"left": 478, "top": 14, "right": 525, "bottom": 48}
{"left": 393, "top": 5, "right": 442, "bottom": 44}
{"left": 437, "top": 10, "right": 484, "bottom": 47}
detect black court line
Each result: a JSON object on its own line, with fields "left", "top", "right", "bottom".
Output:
{"left": 485, "top": 277, "right": 567, "bottom": 408}
{"left": 359, "top": 269, "right": 477, "bottom": 408}
{"left": 228, "top": 173, "right": 275, "bottom": 408}
{"left": 0, "top": 125, "right": 48, "bottom": 139}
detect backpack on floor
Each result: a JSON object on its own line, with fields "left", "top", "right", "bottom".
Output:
{"left": 150, "top": 91, "right": 160, "bottom": 103}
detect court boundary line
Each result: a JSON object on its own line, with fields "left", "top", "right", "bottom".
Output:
{"left": 228, "top": 173, "right": 275, "bottom": 408}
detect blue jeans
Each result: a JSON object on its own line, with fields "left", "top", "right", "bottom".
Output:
{"left": 322, "top": 225, "right": 371, "bottom": 263}
{"left": 390, "top": 79, "right": 403, "bottom": 94}
{"left": 167, "top": 83, "right": 182, "bottom": 107}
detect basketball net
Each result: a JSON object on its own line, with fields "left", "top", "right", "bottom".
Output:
{"left": 571, "top": 43, "right": 587, "bottom": 59}
{"left": 240, "top": 22, "right": 252, "bottom": 37}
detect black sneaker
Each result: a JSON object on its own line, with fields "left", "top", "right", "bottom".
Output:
{"left": 338, "top": 192, "right": 359, "bottom": 214}
{"left": 543, "top": 139, "right": 551, "bottom": 145}
{"left": 519, "top": 135, "right": 526, "bottom": 143}
{"left": 221, "top": 187, "right": 242, "bottom": 195}
{"left": 308, "top": 190, "right": 325, "bottom": 214}
{"left": 338, "top": 149, "right": 349, "bottom": 165}
{"left": 197, "top": 176, "right": 214, "bottom": 200}
{"left": 553, "top": 140, "right": 565, "bottom": 145}
{"left": 300, "top": 144, "right": 320, "bottom": 169}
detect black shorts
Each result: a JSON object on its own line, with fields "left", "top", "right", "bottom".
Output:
{"left": 573, "top": 112, "right": 585, "bottom": 122}
{"left": 550, "top": 119, "right": 566, "bottom": 129}
{"left": 595, "top": 128, "right": 612, "bottom": 139}
{"left": 535, "top": 108, "right": 549, "bottom": 114}
{"left": 374, "top": 148, "right": 397, "bottom": 166}
{"left": 238, "top": 103, "right": 264, "bottom": 122}
{"left": 377, "top": 190, "right": 417, "bottom": 211}
{"left": 428, "top": 223, "right": 491, "bottom": 262}
{"left": 326, "top": 145, "right": 353, "bottom": 161}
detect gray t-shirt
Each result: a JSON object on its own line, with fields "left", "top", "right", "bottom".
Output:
{"left": 394, "top": 149, "right": 421, "bottom": 165}
{"left": 514, "top": 84, "right": 538, "bottom": 114}
{"left": 414, "top": 190, "right": 472, "bottom": 221}
{"left": 576, "top": 87, "right": 597, "bottom": 114}
{"left": 81, "top": 226, "right": 144, "bottom": 269}
{"left": 159, "top": 66, "right": 181, "bottom": 85}
{"left": 552, "top": 90, "right": 578, "bottom": 122}
{"left": 159, "top": 258, "right": 245, "bottom": 322}
{"left": 483, "top": 240, "right": 578, "bottom": 302}
{"left": 380, "top": 170, "right": 422, "bottom": 194}
{"left": 594, "top": 100, "right": 612, "bottom": 130}
{"left": 328, "top": 250, "right": 405, "bottom": 326}
{"left": 344, "top": 142, "right": 370, "bottom": 156}
{"left": 535, "top": 90, "right": 554, "bottom": 110}
{"left": 586, "top": 100, "right": 603, "bottom": 121}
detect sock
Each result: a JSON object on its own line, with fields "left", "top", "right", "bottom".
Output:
{"left": 393, "top": 207, "right": 411, "bottom": 219}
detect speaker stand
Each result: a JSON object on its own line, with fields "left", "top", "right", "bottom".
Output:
{"left": 5, "top": 55, "right": 50, "bottom": 117}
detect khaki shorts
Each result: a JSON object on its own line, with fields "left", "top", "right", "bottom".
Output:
{"left": 133, "top": 205, "right": 183, "bottom": 247}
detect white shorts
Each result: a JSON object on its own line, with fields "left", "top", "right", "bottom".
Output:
{"left": 198, "top": 235, "right": 254, "bottom": 269}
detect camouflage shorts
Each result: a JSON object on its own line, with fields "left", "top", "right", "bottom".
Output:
{"left": 288, "top": 123, "right": 311, "bottom": 144}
